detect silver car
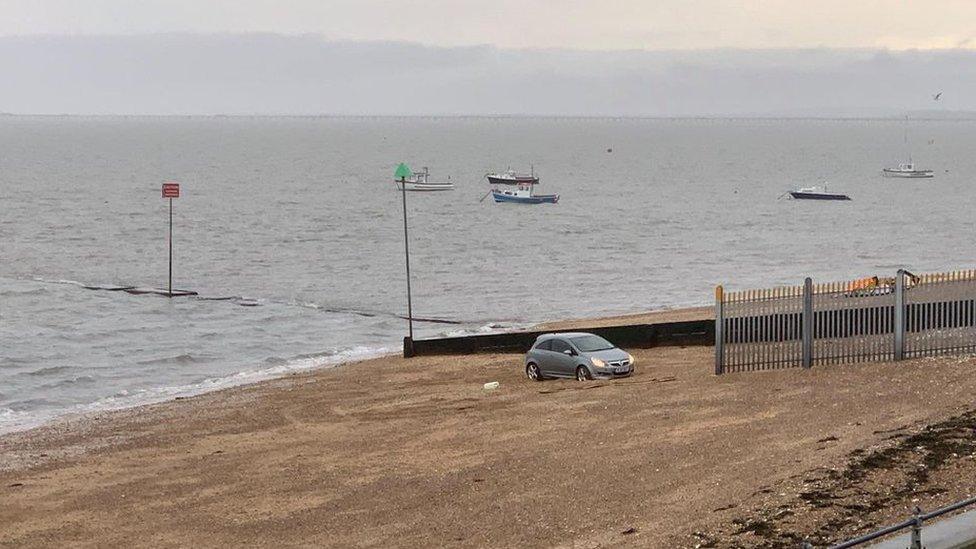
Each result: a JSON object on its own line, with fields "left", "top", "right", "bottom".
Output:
{"left": 524, "top": 332, "right": 635, "bottom": 381}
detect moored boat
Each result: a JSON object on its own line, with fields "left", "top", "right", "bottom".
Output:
{"left": 485, "top": 168, "right": 539, "bottom": 186}
{"left": 484, "top": 167, "right": 558, "bottom": 204}
{"left": 788, "top": 185, "right": 851, "bottom": 201}
{"left": 882, "top": 162, "right": 934, "bottom": 178}
{"left": 394, "top": 167, "right": 454, "bottom": 191}
{"left": 491, "top": 186, "right": 559, "bottom": 204}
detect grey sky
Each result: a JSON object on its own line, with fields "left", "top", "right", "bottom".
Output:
{"left": 1, "top": 2, "right": 974, "bottom": 115}
{"left": 2, "top": 0, "right": 976, "bottom": 50}
{"left": 0, "top": 34, "right": 972, "bottom": 116}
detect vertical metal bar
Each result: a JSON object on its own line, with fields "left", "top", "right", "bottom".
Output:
{"left": 761, "top": 288, "right": 768, "bottom": 369}
{"left": 775, "top": 288, "right": 782, "bottom": 367}
{"left": 752, "top": 291, "right": 759, "bottom": 370}
{"left": 715, "top": 285, "right": 724, "bottom": 375}
{"left": 733, "top": 312, "right": 739, "bottom": 371}
{"left": 825, "top": 288, "right": 832, "bottom": 364}
{"left": 756, "top": 289, "right": 769, "bottom": 370}
{"left": 794, "top": 287, "right": 801, "bottom": 366}
{"left": 910, "top": 506, "right": 923, "bottom": 549}
{"left": 894, "top": 269, "right": 905, "bottom": 361}
{"left": 861, "top": 301, "right": 868, "bottom": 361}
{"left": 168, "top": 197, "right": 173, "bottom": 297}
{"left": 870, "top": 303, "right": 877, "bottom": 360}
{"left": 733, "top": 300, "right": 738, "bottom": 371}
{"left": 401, "top": 177, "right": 414, "bottom": 357}
{"left": 803, "top": 277, "right": 813, "bottom": 368}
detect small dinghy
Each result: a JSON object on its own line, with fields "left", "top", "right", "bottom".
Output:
{"left": 788, "top": 185, "right": 851, "bottom": 201}
{"left": 394, "top": 167, "right": 454, "bottom": 191}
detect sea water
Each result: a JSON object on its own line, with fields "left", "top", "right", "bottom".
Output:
{"left": 3, "top": 116, "right": 976, "bottom": 433}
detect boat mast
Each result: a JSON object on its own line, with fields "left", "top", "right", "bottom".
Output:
{"left": 904, "top": 115, "right": 911, "bottom": 163}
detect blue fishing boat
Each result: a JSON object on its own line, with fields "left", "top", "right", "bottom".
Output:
{"left": 492, "top": 187, "right": 559, "bottom": 204}
{"left": 485, "top": 168, "right": 558, "bottom": 204}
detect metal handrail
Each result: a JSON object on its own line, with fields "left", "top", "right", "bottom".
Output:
{"left": 821, "top": 495, "right": 976, "bottom": 548}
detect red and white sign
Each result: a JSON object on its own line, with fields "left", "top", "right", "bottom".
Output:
{"left": 162, "top": 182, "right": 180, "bottom": 198}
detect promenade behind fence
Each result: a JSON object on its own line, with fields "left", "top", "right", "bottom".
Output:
{"left": 715, "top": 269, "right": 976, "bottom": 374}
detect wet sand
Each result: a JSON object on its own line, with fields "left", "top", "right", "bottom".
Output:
{"left": 3, "top": 317, "right": 976, "bottom": 547}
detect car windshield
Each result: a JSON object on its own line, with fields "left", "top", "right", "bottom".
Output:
{"left": 569, "top": 335, "right": 615, "bottom": 352}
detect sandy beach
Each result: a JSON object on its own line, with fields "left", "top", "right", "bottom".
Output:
{"left": 3, "top": 312, "right": 976, "bottom": 548}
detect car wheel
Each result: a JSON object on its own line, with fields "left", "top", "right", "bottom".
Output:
{"left": 576, "top": 366, "right": 591, "bottom": 381}
{"left": 526, "top": 363, "right": 543, "bottom": 381}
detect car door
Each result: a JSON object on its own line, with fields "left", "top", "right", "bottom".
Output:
{"left": 548, "top": 338, "right": 577, "bottom": 376}
{"left": 533, "top": 339, "right": 557, "bottom": 375}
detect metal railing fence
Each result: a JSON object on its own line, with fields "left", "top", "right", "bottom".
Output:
{"left": 716, "top": 269, "right": 976, "bottom": 374}
{"left": 811, "top": 495, "right": 976, "bottom": 548}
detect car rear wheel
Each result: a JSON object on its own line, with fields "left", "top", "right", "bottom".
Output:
{"left": 576, "top": 366, "right": 591, "bottom": 381}
{"left": 526, "top": 363, "right": 543, "bottom": 381}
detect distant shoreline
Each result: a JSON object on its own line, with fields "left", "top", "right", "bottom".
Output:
{"left": 4, "top": 113, "right": 976, "bottom": 121}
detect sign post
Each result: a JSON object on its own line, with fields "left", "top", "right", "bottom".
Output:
{"left": 161, "top": 182, "right": 180, "bottom": 297}
{"left": 394, "top": 163, "right": 414, "bottom": 357}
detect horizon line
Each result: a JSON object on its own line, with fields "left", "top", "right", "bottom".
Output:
{"left": 3, "top": 113, "right": 976, "bottom": 122}
{"left": 1, "top": 32, "right": 975, "bottom": 54}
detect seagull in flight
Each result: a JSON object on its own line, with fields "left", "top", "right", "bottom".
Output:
{"left": 933, "top": 92, "right": 943, "bottom": 101}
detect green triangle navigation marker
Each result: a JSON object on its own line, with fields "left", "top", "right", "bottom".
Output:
{"left": 394, "top": 163, "right": 412, "bottom": 180}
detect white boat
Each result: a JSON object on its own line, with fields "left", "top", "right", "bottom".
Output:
{"left": 882, "top": 162, "right": 934, "bottom": 178}
{"left": 394, "top": 167, "right": 454, "bottom": 191}
{"left": 884, "top": 116, "right": 935, "bottom": 178}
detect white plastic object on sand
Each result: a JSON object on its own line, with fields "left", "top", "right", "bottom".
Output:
{"left": 483, "top": 381, "right": 500, "bottom": 391}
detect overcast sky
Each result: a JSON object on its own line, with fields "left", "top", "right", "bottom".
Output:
{"left": 2, "top": 0, "right": 976, "bottom": 50}
{"left": 0, "top": 2, "right": 974, "bottom": 115}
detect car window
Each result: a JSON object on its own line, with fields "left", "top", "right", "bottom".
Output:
{"left": 550, "top": 339, "right": 571, "bottom": 354}
{"left": 534, "top": 339, "right": 552, "bottom": 351}
{"left": 569, "top": 335, "right": 615, "bottom": 352}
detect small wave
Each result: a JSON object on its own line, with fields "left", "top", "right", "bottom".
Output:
{"left": 0, "top": 408, "right": 37, "bottom": 433}
{"left": 438, "top": 322, "right": 530, "bottom": 338}
{"left": 282, "top": 299, "right": 468, "bottom": 325}
{"left": 194, "top": 296, "right": 262, "bottom": 307}
{"left": 40, "top": 375, "right": 97, "bottom": 389}
{"left": 0, "top": 286, "right": 46, "bottom": 296}
{"left": 136, "top": 354, "right": 211, "bottom": 366}
{"left": 287, "top": 299, "right": 378, "bottom": 318}
{"left": 0, "top": 357, "right": 31, "bottom": 367}
{"left": 31, "top": 277, "right": 87, "bottom": 287}
{"left": 25, "top": 365, "right": 73, "bottom": 377}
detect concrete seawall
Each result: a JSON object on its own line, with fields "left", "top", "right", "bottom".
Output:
{"left": 410, "top": 319, "right": 714, "bottom": 356}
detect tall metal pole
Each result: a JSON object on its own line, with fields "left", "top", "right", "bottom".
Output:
{"left": 894, "top": 269, "right": 905, "bottom": 361}
{"left": 168, "top": 197, "right": 173, "bottom": 297}
{"left": 802, "top": 277, "right": 813, "bottom": 368}
{"left": 401, "top": 177, "right": 414, "bottom": 354}
{"left": 714, "top": 285, "right": 724, "bottom": 375}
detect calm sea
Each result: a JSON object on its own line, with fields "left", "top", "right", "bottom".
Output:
{"left": 3, "top": 116, "right": 975, "bottom": 433}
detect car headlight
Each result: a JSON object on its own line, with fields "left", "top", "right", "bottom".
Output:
{"left": 591, "top": 358, "right": 606, "bottom": 368}
{"left": 627, "top": 353, "right": 635, "bottom": 365}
